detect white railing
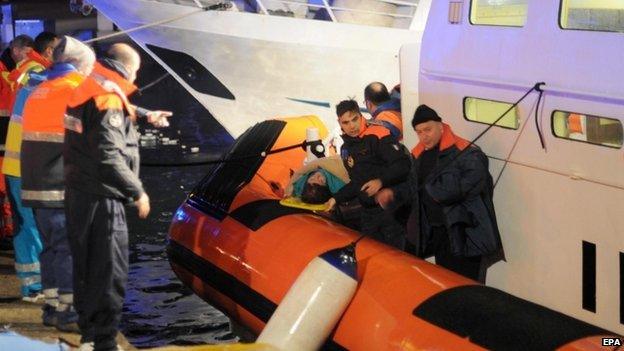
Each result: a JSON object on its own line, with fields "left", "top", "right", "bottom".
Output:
{"left": 149, "top": 0, "right": 419, "bottom": 28}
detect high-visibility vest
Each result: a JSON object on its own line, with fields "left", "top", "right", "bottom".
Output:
{"left": 20, "top": 71, "right": 86, "bottom": 208}
{"left": 0, "top": 62, "right": 11, "bottom": 117}
{"left": 2, "top": 52, "right": 51, "bottom": 177}
{"left": 1, "top": 71, "right": 48, "bottom": 177}
{"left": 6, "top": 51, "right": 51, "bottom": 113}
{"left": 0, "top": 62, "right": 12, "bottom": 157}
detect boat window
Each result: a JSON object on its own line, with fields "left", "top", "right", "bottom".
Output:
{"left": 463, "top": 97, "right": 519, "bottom": 129}
{"left": 469, "top": 0, "right": 528, "bottom": 27}
{"left": 552, "top": 111, "right": 623, "bottom": 148}
{"left": 560, "top": 0, "right": 624, "bottom": 32}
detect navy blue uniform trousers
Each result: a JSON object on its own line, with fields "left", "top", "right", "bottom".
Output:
{"left": 33, "top": 208, "right": 73, "bottom": 295}
{"left": 65, "top": 188, "right": 128, "bottom": 351}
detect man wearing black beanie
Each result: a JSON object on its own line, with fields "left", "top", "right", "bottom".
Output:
{"left": 376, "top": 104, "right": 502, "bottom": 282}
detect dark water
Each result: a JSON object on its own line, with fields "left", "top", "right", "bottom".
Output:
{"left": 117, "top": 41, "right": 237, "bottom": 348}
{"left": 122, "top": 164, "right": 236, "bottom": 348}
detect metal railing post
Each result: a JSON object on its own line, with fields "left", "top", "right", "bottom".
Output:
{"left": 321, "top": 0, "right": 338, "bottom": 22}
{"left": 255, "top": 0, "right": 270, "bottom": 14}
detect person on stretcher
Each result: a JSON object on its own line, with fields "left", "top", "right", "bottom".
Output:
{"left": 284, "top": 156, "right": 349, "bottom": 205}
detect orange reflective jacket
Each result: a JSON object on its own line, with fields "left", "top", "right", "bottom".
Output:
{"left": 0, "top": 62, "right": 10, "bottom": 117}
{"left": 21, "top": 71, "right": 86, "bottom": 208}
{"left": 6, "top": 51, "right": 51, "bottom": 113}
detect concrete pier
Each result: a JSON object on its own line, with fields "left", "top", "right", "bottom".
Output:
{"left": 0, "top": 244, "right": 136, "bottom": 350}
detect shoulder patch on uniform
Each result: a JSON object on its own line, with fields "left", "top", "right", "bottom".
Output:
{"left": 108, "top": 113, "right": 123, "bottom": 128}
{"left": 94, "top": 93, "right": 123, "bottom": 111}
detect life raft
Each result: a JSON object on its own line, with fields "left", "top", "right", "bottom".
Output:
{"left": 168, "top": 116, "right": 616, "bottom": 350}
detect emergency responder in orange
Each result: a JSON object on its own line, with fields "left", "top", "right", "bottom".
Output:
{"left": 64, "top": 43, "right": 170, "bottom": 351}
{"left": 0, "top": 58, "right": 16, "bottom": 243}
{"left": 3, "top": 33, "right": 59, "bottom": 302}
{"left": 20, "top": 36, "right": 96, "bottom": 331}
{"left": 364, "top": 82, "right": 403, "bottom": 140}
{"left": 0, "top": 35, "right": 34, "bottom": 245}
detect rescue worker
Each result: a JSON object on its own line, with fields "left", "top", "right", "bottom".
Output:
{"left": 376, "top": 105, "right": 502, "bottom": 282}
{"left": 64, "top": 43, "right": 169, "bottom": 351}
{"left": 0, "top": 35, "right": 34, "bottom": 247}
{"left": 0, "top": 55, "right": 16, "bottom": 245}
{"left": 325, "top": 99, "right": 410, "bottom": 249}
{"left": 20, "top": 36, "right": 96, "bottom": 331}
{"left": 364, "top": 82, "right": 403, "bottom": 140}
{"left": 2, "top": 33, "right": 59, "bottom": 302}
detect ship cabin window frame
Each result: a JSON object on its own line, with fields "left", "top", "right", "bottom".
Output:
{"left": 559, "top": 0, "right": 624, "bottom": 33}
{"left": 469, "top": 0, "right": 529, "bottom": 27}
{"left": 551, "top": 110, "right": 623, "bottom": 149}
{"left": 462, "top": 96, "right": 520, "bottom": 130}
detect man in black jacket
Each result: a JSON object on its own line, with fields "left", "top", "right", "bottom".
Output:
{"left": 64, "top": 43, "right": 159, "bottom": 351}
{"left": 326, "top": 99, "right": 410, "bottom": 249}
{"left": 377, "top": 105, "right": 502, "bottom": 281}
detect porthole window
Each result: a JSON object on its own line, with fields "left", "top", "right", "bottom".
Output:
{"left": 560, "top": 1, "right": 624, "bottom": 32}
{"left": 463, "top": 97, "right": 519, "bottom": 129}
{"left": 470, "top": 0, "right": 528, "bottom": 27}
{"left": 552, "top": 111, "right": 623, "bottom": 148}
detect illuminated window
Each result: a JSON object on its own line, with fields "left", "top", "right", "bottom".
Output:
{"left": 463, "top": 97, "right": 519, "bottom": 129}
{"left": 470, "top": 0, "right": 528, "bottom": 27}
{"left": 560, "top": 0, "right": 624, "bottom": 32}
{"left": 552, "top": 111, "right": 623, "bottom": 148}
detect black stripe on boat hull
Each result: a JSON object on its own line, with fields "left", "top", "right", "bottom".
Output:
{"left": 229, "top": 199, "right": 313, "bottom": 231}
{"left": 413, "top": 285, "right": 613, "bottom": 351}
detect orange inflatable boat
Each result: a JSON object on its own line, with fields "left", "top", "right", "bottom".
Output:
{"left": 168, "top": 116, "right": 617, "bottom": 350}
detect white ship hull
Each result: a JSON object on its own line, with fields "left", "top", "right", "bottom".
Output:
{"left": 91, "top": 0, "right": 426, "bottom": 137}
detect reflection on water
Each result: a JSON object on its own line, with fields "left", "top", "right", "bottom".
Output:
{"left": 110, "top": 40, "right": 237, "bottom": 348}
{"left": 123, "top": 165, "right": 237, "bottom": 348}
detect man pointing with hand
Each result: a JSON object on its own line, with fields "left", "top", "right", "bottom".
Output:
{"left": 64, "top": 43, "right": 168, "bottom": 351}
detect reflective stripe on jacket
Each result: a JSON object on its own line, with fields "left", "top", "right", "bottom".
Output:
{"left": 6, "top": 51, "right": 51, "bottom": 115}
{"left": 21, "top": 69, "right": 86, "bottom": 208}
{"left": 1, "top": 71, "right": 48, "bottom": 177}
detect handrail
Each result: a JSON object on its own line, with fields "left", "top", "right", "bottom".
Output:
{"left": 273, "top": 0, "right": 414, "bottom": 19}
{"left": 321, "top": 0, "right": 337, "bottom": 22}
{"left": 254, "top": 0, "right": 270, "bottom": 14}
{"left": 148, "top": 0, "right": 419, "bottom": 24}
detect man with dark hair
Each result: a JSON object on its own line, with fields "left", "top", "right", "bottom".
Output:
{"left": 377, "top": 104, "right": 502, "bottom": 281}
{"left": 8, "top": 35, "right": 35, "bottom": 66}
{"left": 34, "top": 32, "right": 60, "bottom": 62}
{"left": 364, "top": 81, "right": 403, "bottom": 140}
{"left": 326, "top": 99, "right": 410, "bottom": 248}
